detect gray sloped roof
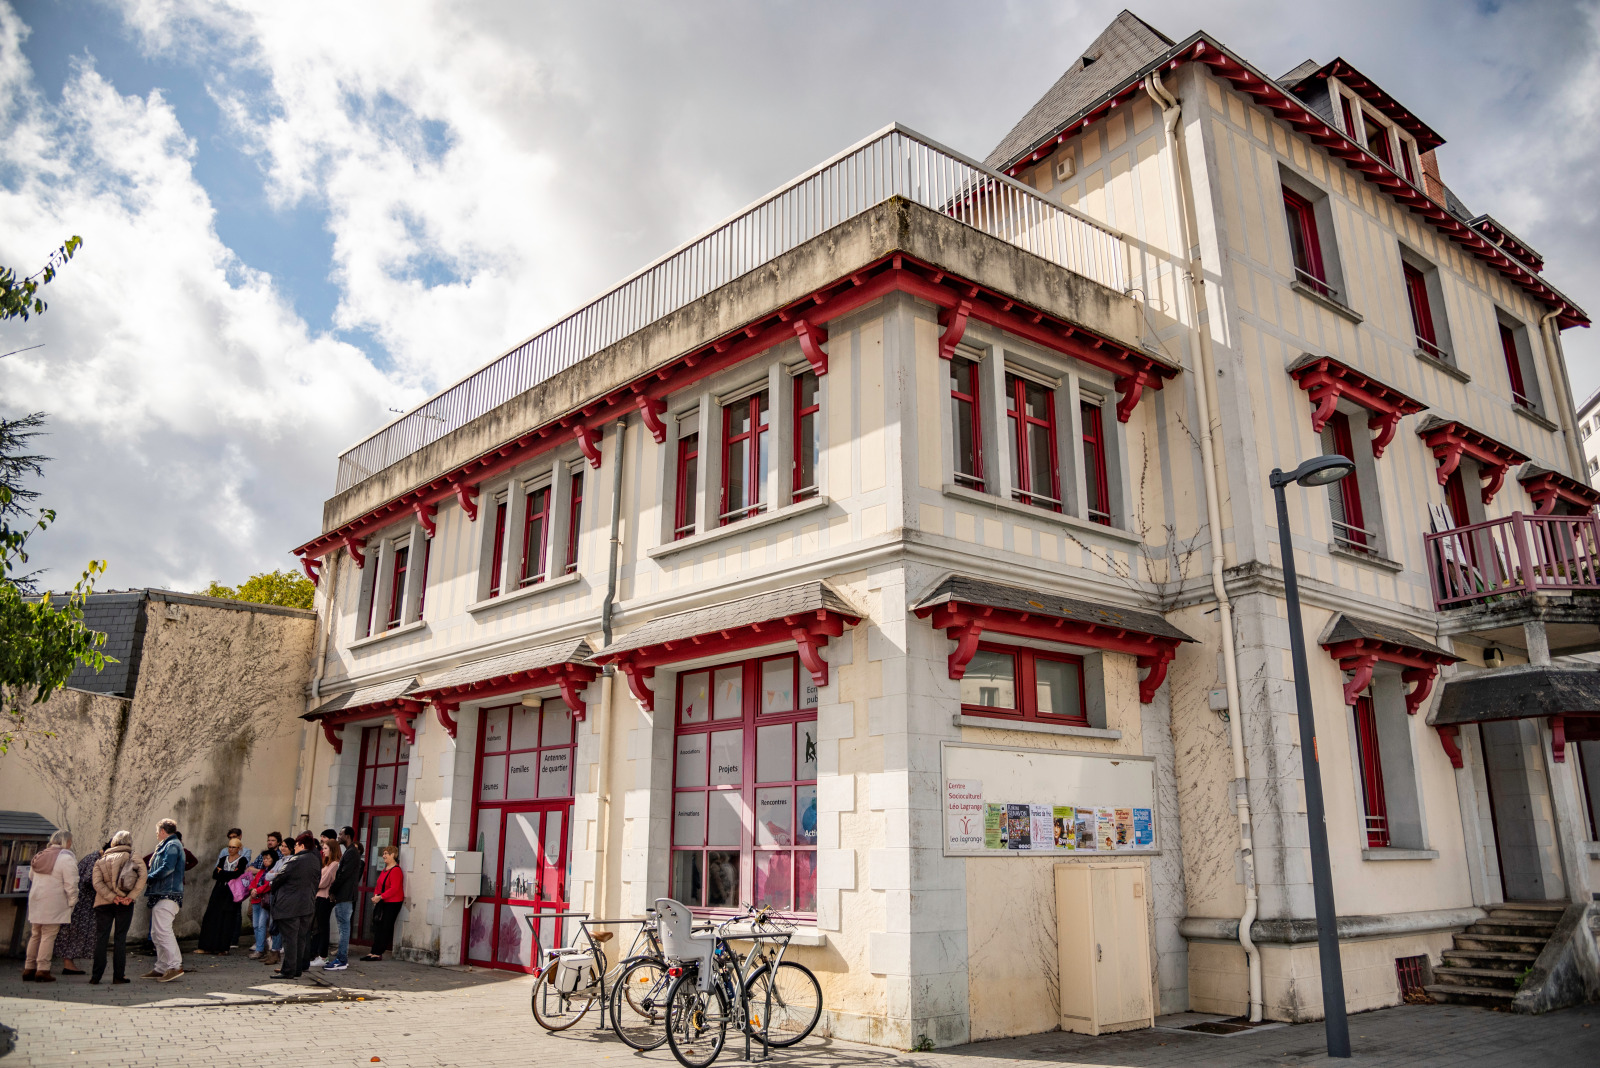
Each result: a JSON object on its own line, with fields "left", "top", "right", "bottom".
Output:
{"left": 1433, "top": 666, "right": 1600, "bottom": 726}
{"left": 599, "top": 583, "right": 859, "bottom": 658}
{"left": 985, "top": 10, "right": 1174, "bottom": 170}
{"left": 0, "top": 811, "right": 58, "bottom": 838}
{"left": 417, "top": 638, "right": 593, "bottom": 694}
{"left": 310, "top": 676, "right": 419, "bottom": 716}
{"left": 914, "top": 574, "right": 1193, "bottom": 643}
{"left": 1319, "top": 613, "right": 1458, "bottom": 662}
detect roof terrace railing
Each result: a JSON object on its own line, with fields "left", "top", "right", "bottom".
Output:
{"left": 335, "top": 123, "right": 1132, "bottom": 493}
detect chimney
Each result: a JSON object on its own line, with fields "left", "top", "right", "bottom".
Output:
{"left": 1419, "top": 149, "right": 1447, "bottom": 207}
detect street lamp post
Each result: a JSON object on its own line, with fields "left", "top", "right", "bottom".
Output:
{"left": 1270, "top": 454, "right": 1356, "bottom": 1060}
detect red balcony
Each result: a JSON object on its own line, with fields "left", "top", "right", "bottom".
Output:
{"left": 1426, "top": 512, "right": 1600, "bottom": 611}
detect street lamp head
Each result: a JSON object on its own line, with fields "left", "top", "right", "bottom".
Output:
{"left": 1272, "top": 454, "right": 1355, "bottom": 489}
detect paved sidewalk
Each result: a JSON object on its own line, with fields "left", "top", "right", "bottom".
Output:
{"left": 0, "top": 953, "right": 1594, "bottom": 1066}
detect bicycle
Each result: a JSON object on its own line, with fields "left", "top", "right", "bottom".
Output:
{"left": 656, "top": 900, "right": 823, "bottom": 1068}
{"left": 528, "top": 911, "right": 665, "bottom": 1036}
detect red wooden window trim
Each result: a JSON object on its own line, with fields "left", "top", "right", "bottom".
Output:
{"left": 720, "top": 392, "right": 769, "bottom": 526}
{"left": 674, "top": 431, "right": 699, "bottom": 541}
{"left": 487, "top": 499, "right": 509, "bottom": 598}
{"left": 1499, "top": 323, "right": 1530, "bottom": 408}
{"left": 1006, "top": 373, "right": 1061, "bottom": 512}
{"left": 1363, "top": 114, "right": 1394, "bottom": 169}
{"left": 1282, "top": 187, "right": 1329, "bottom": 295}
{"left": 1403, "top": 263, "right": 1443, "bottom": 358}
{"left": 1400, "top": 143, "right": 1417, "bottom": 186}
{"left": 417, "top": 538, "right": 431, "bottom": 620}
{"left": 1081, "top": 400, "right": 1110, "bottom": 525}
{"left": 950, "top": 355, "right": 984, "bottom": 491}
{"left": 1325, "top": 411, "right": 1368, "bottom": 552}
{"left": 1444, "top": 468, "right": 1471, "bottom": 528}
{"left": 959, "top": 642, "right": 1088, "bottom": 726}
{"left": 386, "top": 543, "right": 409, "bottom": 629}
{"left": 669, "top": 654, "right": 818, "bottom": 917}
{"left": 521, "top": 485, "right": 550, "bottom": 587}
{"left": 356, "top": 723, "right": 411, "bottom": 811}
{"left": 793, "top": 371, "right": 820, "bottom": 502}
{"left": 564, "top": 472, "right": 582, "bottom": 574}
{"left": 1352, "top": 695, "right": 1390, "bottom": 848}
{"left": 1340, "top": 95, "right": 1357, "bottom": 140}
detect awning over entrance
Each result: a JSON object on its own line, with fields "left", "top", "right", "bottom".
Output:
{"left": 1430, "top": 665, "right": 1600, "bottom": 766}
{"left": 303, "top": 676, "right": 422, "bottom": 753}
{"left": 592, "top": 582, "right": 861, "bottom": 711}
{"left": 412, "top": 637, "right": 597, "bottom": 734}
{"left": 1318, "top": 613, "right": 1460, "bottom": 712}
{"left": 912, "top": 575, "right": 1194, "bottom": 703}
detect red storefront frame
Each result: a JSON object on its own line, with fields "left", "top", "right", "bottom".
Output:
{"left": 464, "top": 700, "right": 576, "bottom": 974}
{"left": 352, "top": 724, "right": 409, "bottom": 940}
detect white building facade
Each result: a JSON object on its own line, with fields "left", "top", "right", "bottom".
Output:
{"left": 289, "top": 12, "right": 1600, "bottom": 1045}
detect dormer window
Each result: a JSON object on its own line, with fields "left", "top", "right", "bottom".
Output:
{"left": 1362, "top": 113, "right": 1394, "bottom": 170}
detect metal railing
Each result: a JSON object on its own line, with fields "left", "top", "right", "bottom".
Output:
{"left": 334, "top": 124, "right": 1132, "bottom": 492}
{"left": 1424, "top": 511, "right": 1600, "bottom": 610}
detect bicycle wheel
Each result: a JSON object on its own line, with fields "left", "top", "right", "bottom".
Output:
{"left": 530, "top": 960, "right": 597, "bottom": 1031}
{"left": 664, "top": 968, "right": 730, "bottom": 1068}
{"left": 611, "top": 958, "right": 671, "bottom": 1051}
{"left": 743, "top": 961, "right": 822, "bottom": 1047}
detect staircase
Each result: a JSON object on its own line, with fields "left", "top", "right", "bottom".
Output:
{"left": 1425, "top": 902, "right": 1567, "bottom": 1007}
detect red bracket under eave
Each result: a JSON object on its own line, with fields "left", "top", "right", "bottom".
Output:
{"left": 1116, "top": 370, "right": 1154, "bottom": 424}
{"left": 299, "top": 555, "right": 322, "bottom": 587}
{"left": 433, "top": 701, "right": 459, "bottom": 740}
{"left": 414, "top": 501, "right": 437, "bottom": 538}
{"left": 793, "top": 320, "right": 829, "bottom": 376}
{"left": 573, "top": 425, "right": 603, "bottom": 469}
{"left": 556, "top": 668, "right": 588, "bottom": 721}
{"left": 343, "top": 535, "right": 366, "bottom": 569}
{"left": 1551, "top": 715, "right": 1566, "bottom": 763}
{"left": 938, "top": 299, "right": 973, "bottom": 360}
{"left": 617, "top": 661, "right": 656, "bottom": 712}
{"left": 1324, "top": 639, "right": 1452, "bottom": 715}
{"left": 392, "top": 702, "right": 422, "bottom": 746}
{"left": 636, "top": 394, "right": 668, "bottom": 443}
{"left": 1436, "top": 724, "right": 1463, "bottom": 769}
{"left": 321, "top": 719, "right": 343, "bottom": 755}
{"left": 452, "top": 480, "right": 479, "bottom": 522}
{"left": 1137, "top": 647, "right": 1176, "bottom": 705}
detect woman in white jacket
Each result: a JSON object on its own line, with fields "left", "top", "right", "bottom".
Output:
{"left": 23, "top": 830, "right": 78, "bottom": 982}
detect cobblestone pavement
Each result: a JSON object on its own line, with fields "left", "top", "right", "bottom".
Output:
{"left": 0, "top": 953, "right": 1595, "bottom": 1067}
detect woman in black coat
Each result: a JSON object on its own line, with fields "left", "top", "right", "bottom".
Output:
{"left": 196, "top": 837, "right": 249, "bottom": 954}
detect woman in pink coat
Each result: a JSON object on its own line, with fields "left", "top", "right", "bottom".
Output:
{"left": 23, "top": 830, "right": 79, "bottom": 982}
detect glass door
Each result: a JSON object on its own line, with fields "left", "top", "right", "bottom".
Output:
{"left": 353, "top": 725, "right": 409, "bottom": 940}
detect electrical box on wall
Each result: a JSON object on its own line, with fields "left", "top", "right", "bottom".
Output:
{"left": 441, "top": 850, "right": 483, "bottom": 898}
{"left": 1056, "top": 156, "right": 1076, "bottom": 181}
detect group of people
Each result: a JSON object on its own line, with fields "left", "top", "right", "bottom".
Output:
{"left": 21, "top": 819, "right": 406, "bottom": 984}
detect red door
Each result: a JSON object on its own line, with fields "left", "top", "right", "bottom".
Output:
{"left": 465, "top": 701, "right": 575, "bottom": 973}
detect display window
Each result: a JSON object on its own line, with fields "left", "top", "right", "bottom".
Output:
{"left": 466, "top": 699, "right": 576, "bottom": 972}
{"left": 670, "top": 653, "right": 819, "bottom": 917}
{"left": 353, "top": 725, "right": 410, "bottom": 939}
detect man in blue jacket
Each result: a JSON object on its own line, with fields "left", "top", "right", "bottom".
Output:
{"left": 143, "top": 819, "right": 186, "bottom": 982}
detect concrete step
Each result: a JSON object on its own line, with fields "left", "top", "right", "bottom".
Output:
{"left": 1467, "top": 919, "right": 1558, "bottom": 937}
{"left": 1486, "top": 905, "right": 1566, "bottom": 923}
{"left": 1432, "top": 965, "right": 1524, "bottom": 990}
{"left": 1424, "top": 983, "right": 1517, "bottom": 1007}
{"left": 1495, "top": 901, "right": 1568, "bottom": 911}
{"left": 1453, "top": 932, "right": 1548, "bottom": 954}
{"left": 1441, "top": 948, "right": 1539, "bottom": 967}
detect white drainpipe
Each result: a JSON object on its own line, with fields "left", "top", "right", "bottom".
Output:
{"left": 1144, "top": 68, "right": 1262, "bottom": 1022}
{"left": 1537, "top": 304, "right": 1585, "bottom": 480}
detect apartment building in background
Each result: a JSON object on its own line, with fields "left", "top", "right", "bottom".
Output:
{"left": 284, "top": 10, "right": 1600, "bottom": 1044}
{"left": 1576, "top": 387, "right": 1600, "bottom": 485}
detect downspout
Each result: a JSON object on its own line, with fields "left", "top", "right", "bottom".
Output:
{"left": 593, "top": 418, "right": 628, "bottom": 919}
{"left": 302, "top": 552, "right": 339, "bottom": 831}
{"left": 1145, "top": 68, "right": 1262, "bottom": 1023}
{"left": 1537, "top": 305, "right": 1585, "bottom": 480}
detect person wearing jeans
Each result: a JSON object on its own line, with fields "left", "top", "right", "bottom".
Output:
{"left": 325, "top": 828, "right": 362, "bottom": 970}
{"left": 143, "top": 819, "right": 186, "bottom": 981}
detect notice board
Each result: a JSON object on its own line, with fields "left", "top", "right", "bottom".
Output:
{"left": 941, "top": 741, "right": 1158, "bottom": 856}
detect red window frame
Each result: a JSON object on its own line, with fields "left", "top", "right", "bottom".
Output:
{"left": 1399, "top": 142, "right": 1417, "bottom": 186}
{"left": 1340, "top": 95, "right": 1357, "bottom": 140}
{"left": 1282, "top": 187, "right": 1329, "bottom": 296}
{"left": 1325, "top": 411, "right": 1368, "bottom": 552}
{"left": 564, "top": 472, "right": 582, "bottom": 574}
{"left": 1081, "top": 400, "right": 1111, "bottom": 525}
{"left": 950, "top": 355, "right": 984, "bottom": 491}
{"left": 385, "top": 543, "right": 409, "bottom": 629}
{"left": 1006, "top": 372, "right": 1061, "bottom": 511}
{"left": 1352, "top": 695, "right": 1390, "bottom": 848}
{"left": 1444, "top": 468, "right": 1472, "bottom": 528}
{"left": 669, "top": 653, "right": 818, "bottom": 918}
{"left": 959, "top": 642, "right": 1088, "bottom": 726}
{"left": 1363, "top": 114, "right": 1394, "bottom": 169}
{"left": 720, "top": 392, "right": 769, "bottom": 525}
{"left": 674, "top": 430, "right": 699, "bottom": 540}
{"left": 1576, "top": 742, "right": 1598, "bottom": 842}
{"left": 356, "top": 723, "right": 411, "bottom": 811}
{"left": 1500, "top": 323, "right": 1530, "bottom": 408}
{"left": 792, "top": 371, "right": 820, "bottom": 502}
{"left": 487, "top": 499, "right": 509, "bottom": 598}
{"left": 1403, "top": 263, "right": 1442, "bottom": 359}
{"left": 520, "top": 485, "right": 550, "bottom": 587}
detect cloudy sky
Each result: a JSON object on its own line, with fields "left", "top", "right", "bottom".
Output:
{"left": 2, "top": 0, "right": 1597, "bottom": 592}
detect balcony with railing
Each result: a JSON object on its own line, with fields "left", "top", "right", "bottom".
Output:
{"left": 1425, "top": 512, "right": 1600, "bottom": 612}
{"left": 333, "top": 124, "right": 1139, "bottom": 493}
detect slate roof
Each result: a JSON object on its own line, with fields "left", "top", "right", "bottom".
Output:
{"left": 985, "top": 10, "right": 1174, "bottom": 170}
{"left": 1433, "top": 666, "right": 1600, "bottom": 725}
{"left": 64, "top": 591, "right": 147, "bottom": 697}
{"left": 310, "top": 676, "right": 420, "bottom": 716}
{"left": 0, "top": 812, "right": 58, "bottom": 839}
{"left": 599, "top": 584, "right": 859, "bottom": 658}
{"left": 913, "top": 575, "right": 1193, "bottom": 643}
{"left": 1319, "top": 613, "right": 1458, "bottom": 661}
{"left": 417, "top": 638, "right": 594, "bottom": 693}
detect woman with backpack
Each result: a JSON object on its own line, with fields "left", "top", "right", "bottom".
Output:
{"left": 90, "top": 831, "right": 147, "bottom": 985}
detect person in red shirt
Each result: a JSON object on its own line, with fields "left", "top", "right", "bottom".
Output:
{"left": 363, "top": 846, "right": 403, "bottom": 962}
